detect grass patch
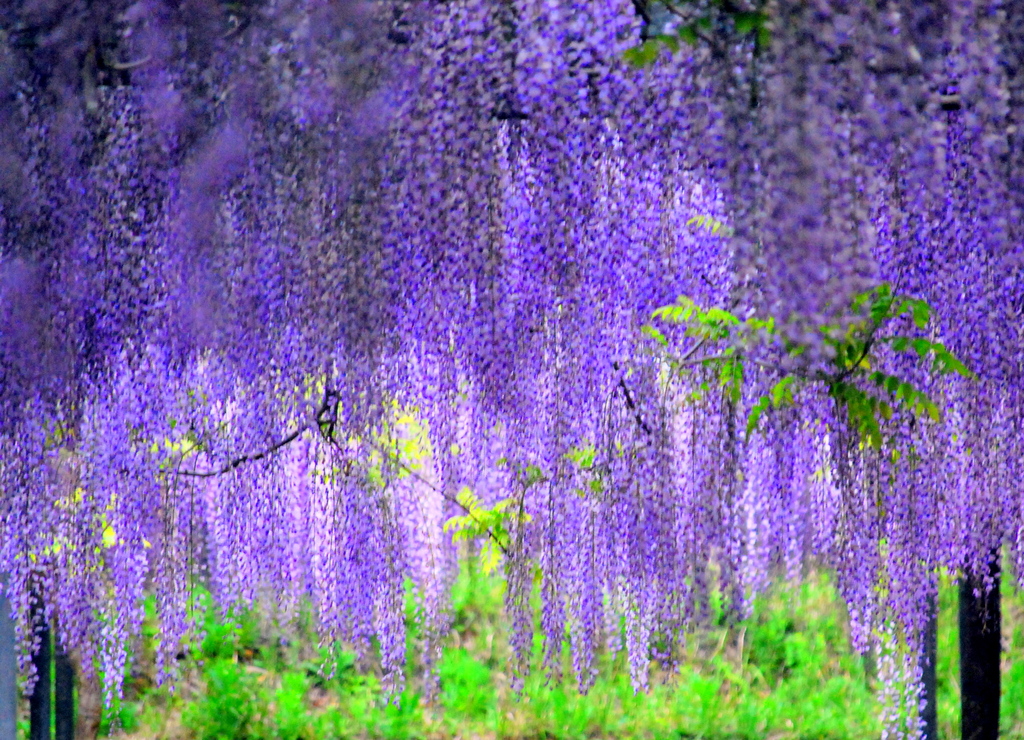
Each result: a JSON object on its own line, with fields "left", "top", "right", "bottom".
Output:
{"left": 53, "top": 563, "right": 1024, "bottom": 739}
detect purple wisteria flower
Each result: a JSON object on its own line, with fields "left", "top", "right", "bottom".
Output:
{"left": 0, "top": 2, "right": 1021, "bottom": 736}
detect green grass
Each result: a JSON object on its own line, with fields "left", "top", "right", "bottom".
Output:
{"left": 68, "top": 563, "right": 1024, "bottom": 739}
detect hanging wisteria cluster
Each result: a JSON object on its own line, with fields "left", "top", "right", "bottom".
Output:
{"left": 1, "top": 0, "right": 1023, "bottom": 734}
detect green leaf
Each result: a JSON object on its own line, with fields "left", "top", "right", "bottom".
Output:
{"left": 624, "top": 40, "right": 661, "bottom": 68}
{"left": 653, "top": 296, "right": 698, "bottom": 324}
{"left": 642, "top": 324, "right": 668, "bottom": 346}
{"left": 771, "top": 376, "right": 796, "bottom": 407}
{"left": 944, "top": 353, "right": 973, "bottom": 378}
{"left": 566, "top": 444, "right": 596, "bottom": 469}
{"left": 733, "top": 11, "right": 766, "bottom": 35}
{"left": 686, "top": 214, "right": 733, "bottom": 237}
{"left": 911, "top": 300, "right": 930, "bottom": 329}
{"left": 678, "top": 25, "right": 699, "bottom": 46}
{"left": 655, "top": 34, "right": 680, "bottom": 53}
{"left": 870, "top": 301, "right": 890, "bottom": 326}
{"left": 524, "top": 464, "right": 547, "bottom": 488}
{"left": 704, "top": 307, "right": 740, "bottom": 325}
{"left": 480, "top": 541, "right": 503, "bottom": 575}
{"left": 746, "top": 395, "right": 771, "bottom": 439}
{"left": 851, "top": 291, "right": 870, "bottom": 313}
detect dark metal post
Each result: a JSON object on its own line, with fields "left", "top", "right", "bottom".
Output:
{"left": 960, "top": 553, "right": 1001, "bottom": 740}
{"left": 29, "top": 608, "right": 50, "bottom": 740}
{"left": 0, "top": 575, "right": 16, "bottom": 740}
{"left": 54, "top": 642, "right": 73, "bottom": 740}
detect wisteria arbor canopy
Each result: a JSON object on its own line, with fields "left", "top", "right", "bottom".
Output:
{"left": 0, "top": 0, "right": 1022, "bottom": 725}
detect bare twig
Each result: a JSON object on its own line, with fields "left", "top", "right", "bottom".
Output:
{"left": 175, "top": 390, "right": 338, "bottom": 478}
{"left": 612, "top": 362, "right": 653, "bottom": 436}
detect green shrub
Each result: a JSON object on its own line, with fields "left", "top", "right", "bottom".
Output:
{"left": 270, "top": 671, "right": 314, "bottom": 740}
{"left": 85, "top": 562, "right": 1024, "bottom": 740}
{"left": 182, "top": 660, "right": 261, "bottom": 739}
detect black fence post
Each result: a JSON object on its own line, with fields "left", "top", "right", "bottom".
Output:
{"left": 54, "top": 642, "right": 73, "bottom": 740}
{"left": 960, "top": 551, "right": 1001, "bottom": 740}
{"left": 29, "top": 605, "right": 50, "bottom": 740}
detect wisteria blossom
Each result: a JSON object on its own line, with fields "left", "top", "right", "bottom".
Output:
{"left": 1, "top": 1, "right": 1022, "bottom": 735}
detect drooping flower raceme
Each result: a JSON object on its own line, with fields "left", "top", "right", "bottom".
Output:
{"left": 1, "top": 1, "right": 1022, "bottom": 734}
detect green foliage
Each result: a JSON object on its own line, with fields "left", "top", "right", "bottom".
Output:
{"left": 624, "top": 1, "right": 772, "bottom": 68}
{"left": 443, "top": 487, "right": 532, "bottom": 575}
{"left": 439, "top": 650, "right": 493, "bottom": 719}
{"left": 271, "top": 672, "right": 316, "bottom": 740}
{"left": 442, "top": 459, "right": 550, "bottom": 573}
{"left": 623, "top": 37, "right": 673, "bottom": 68}
{"left": 686, "top": 213, "right": 735, "bottom": 236}
{"left": 105, "top": 566, "right": 887, "bottom": 740}
{"left": 97, "top": 702, "right": 139, "bottom": 737}
{"left": 649, "top": 278, "right": 973, "bottom": 449}
{"left": 564, "top": 443, "right": 596, "bottom": 470}
{"left": 200, "top": 607, "right": 262, "bottom": 662}
{"left": 81, "top": 562, "right": 1024, "bottom": 740}
{"left": 565, "top": 443, "right": 606, "bottom": 497}
{"left": 181, "top": 661, "right": 261, "bottom": 739}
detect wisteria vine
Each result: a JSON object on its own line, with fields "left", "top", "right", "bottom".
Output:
{"left": 1, "top": 1, "right": 1022, "bottom": 736}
